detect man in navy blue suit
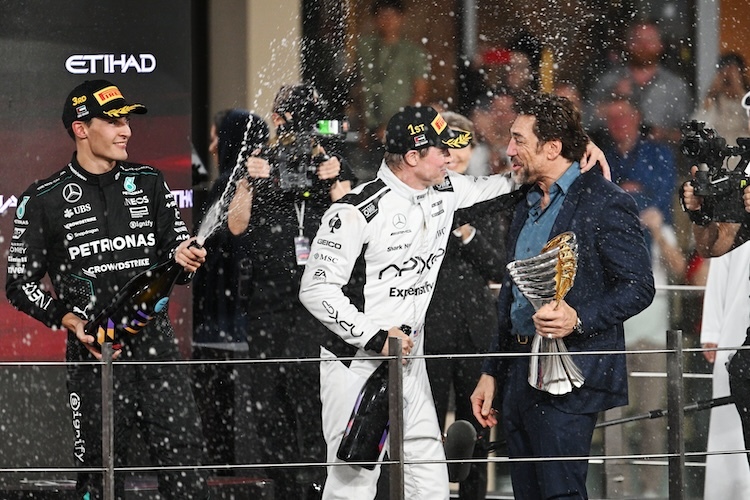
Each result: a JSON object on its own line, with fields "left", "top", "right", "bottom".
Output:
{"left": 471, "top": 93, "right": 655, "bottom": 499}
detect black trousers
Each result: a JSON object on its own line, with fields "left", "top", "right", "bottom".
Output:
{"left": 67, "top": 358, "right": 209, "bottom": 499}
{"left": 728, "top": 328, "right": 750, "bottom": 467}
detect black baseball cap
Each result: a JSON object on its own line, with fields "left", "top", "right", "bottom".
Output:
{"left": 385, "top": 106, "right": 472, "bottom": 154}
{"left": 62, "top": 80, "right": 147, "bottom": 129}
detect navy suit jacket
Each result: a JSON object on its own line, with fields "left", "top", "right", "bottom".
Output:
{"left": 484, "top": 170, "right": 655, "bottom": 414}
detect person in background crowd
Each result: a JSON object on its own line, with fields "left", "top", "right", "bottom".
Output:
{"left": 693, "top": 52, "right": 750, "bottom": 168}
{"left": 585, "top": 18, "right": 692, "bottom": 145}
{"left": 553, "top": 80, "right": 583, "bottom": 112}
{"left": 471, "top": 93, "right": 654, "bottom": 500}
{"left": 505, "top": 31, "right": 541, "bottom": 95}
{"left": 682, "top": 90, "right": 750, "bottom": 478}
{"left": 5, "top": 79, "right": 209, "bottom": 499}
{"left": 601, "top": 94, "right": 684, "bottom": 497}
{"left": 226, "top": 84, "right": 355, "bottom": 499}
{"left": 425, "top": 111, "right": 513, "bottom": 500}
{"left": 466, "top": 90, "right": 517, "bottom": 177}
{"left": 601, "top": 96, "right": 677, "bottom": 224}
{"left": 192, "top": 109, "right": 270, "bottom": 471}
{"left": 352, "top": 0, "right": 430, "bottom": 178}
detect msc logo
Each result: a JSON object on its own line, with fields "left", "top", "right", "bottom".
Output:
{"left": 65, "top": 54, "right": 157, "bottom": 74}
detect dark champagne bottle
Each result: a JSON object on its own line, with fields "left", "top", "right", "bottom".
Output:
{"left": 336, "top": 325, "right": 411, "bottom": 469}
{"left": 84, "top": 254, "right": 190, "bottom": 349}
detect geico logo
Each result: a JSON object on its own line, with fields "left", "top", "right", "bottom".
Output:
{"left": 65, "top": 54, "right": 157, "bottom": 74}
{"left": 389, "top": 282, "right": 434, "bottom": 299}
{"left": 124, "top": 196, "right": 149, "bottom": 206}
{"left": 378, "top": 248, "right": 445, "bottom": 280}
{"left": 67, "top": 233, "right": 156, "bottom": 260}
{"left": 316, "top": 238, "right": 341, "bottom": 249}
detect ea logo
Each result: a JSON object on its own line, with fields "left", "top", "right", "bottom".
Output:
{"left": 63, "top": 183, "right": 83, "bottom": 203}
{"left": 393, "top": 213, "right": 407, "bottom": 229}
{"left": 124, "top": 176, "right": 136, "bottom": 192}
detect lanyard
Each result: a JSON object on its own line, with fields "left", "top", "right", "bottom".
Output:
{"left": 294, "top": 200, "right": 306, "bottom": 237}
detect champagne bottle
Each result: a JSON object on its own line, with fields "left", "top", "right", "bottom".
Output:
{"left": 84, "top": 250, "right": 192, "bottom": 349}
{"left": 336, "top": 325, "right": 411, "bottom": 469}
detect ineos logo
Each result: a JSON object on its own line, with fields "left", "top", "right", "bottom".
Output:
{"left": 63, "top": 184, "right": 83, "bottom": 203}
{"left": 393, "top": 213, "right": 406, "bottom": 229}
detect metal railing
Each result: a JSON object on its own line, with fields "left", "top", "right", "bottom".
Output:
{"left": 2, "top": 286, "right": 746, "bottom": 499}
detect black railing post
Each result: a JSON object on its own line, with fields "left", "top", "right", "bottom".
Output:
{"left": 388, "top": 337, "right": 405, "bottom": 500}
{"left": 666, "top": 329, "right": 685, "bottom": 500}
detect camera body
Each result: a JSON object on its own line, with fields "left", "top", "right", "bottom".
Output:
{"left": 681, "top": 120, "right": 750, "bottom": 222}
{"left": 268, "top": 120, "right": 347, "bottom": 193}
{"left": 266, "top": 85, "right": 347, "bottom": 194}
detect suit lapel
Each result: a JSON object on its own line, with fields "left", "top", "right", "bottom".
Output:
{"left": 550, "top": 173, "right": 587, "bottom": 238}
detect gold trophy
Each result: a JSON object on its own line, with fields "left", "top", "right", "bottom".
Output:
{"left": 506, "top": 232, "right": 584, "bottom": 395}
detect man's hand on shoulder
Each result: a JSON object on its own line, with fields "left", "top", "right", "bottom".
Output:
{"left": 580, "top": 141, "right": 611, "bottom": 180}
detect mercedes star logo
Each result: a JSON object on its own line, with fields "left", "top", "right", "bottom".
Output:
{"left": 393, "top": 213, "right": 407, "bottom": 229}
{"left": 62, "top": 183, "right": 83, "bottom": 203}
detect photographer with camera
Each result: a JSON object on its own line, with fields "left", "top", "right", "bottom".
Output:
{"left": 682, "top": 96, "right": 750, "bottom": 476}
{"left": 226, "top": 84, "right": 355, "bottom": 499}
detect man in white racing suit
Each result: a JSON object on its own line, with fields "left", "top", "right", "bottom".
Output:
{"left": 299, "top": 105, "right": 515, "bottom": 499}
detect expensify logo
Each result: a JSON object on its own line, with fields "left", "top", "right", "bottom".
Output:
{"left": 65, "top": 53, "right": 157, "bottom": 74}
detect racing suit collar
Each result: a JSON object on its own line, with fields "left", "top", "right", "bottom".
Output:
{"left": 377, "top": 162, "right": 431, "bottom": 205}
{"left": 68, "top": 153, "right": 121, "bottom": 187}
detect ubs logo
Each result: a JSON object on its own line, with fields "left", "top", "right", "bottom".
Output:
{"left": 63, "top": 184, "right": 83, "bottom": 203}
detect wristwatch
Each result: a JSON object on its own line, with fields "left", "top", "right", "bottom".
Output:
{"left": 573, "top": 317, "right": 584, "bottom": 335}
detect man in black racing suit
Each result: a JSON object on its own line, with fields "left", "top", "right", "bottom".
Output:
{"left": 5, "top": 80, "right": 209, "bottom": 499}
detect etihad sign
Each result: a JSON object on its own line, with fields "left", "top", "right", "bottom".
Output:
{"left": 66, "top": 54, "right": 157, "bottom": 74}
